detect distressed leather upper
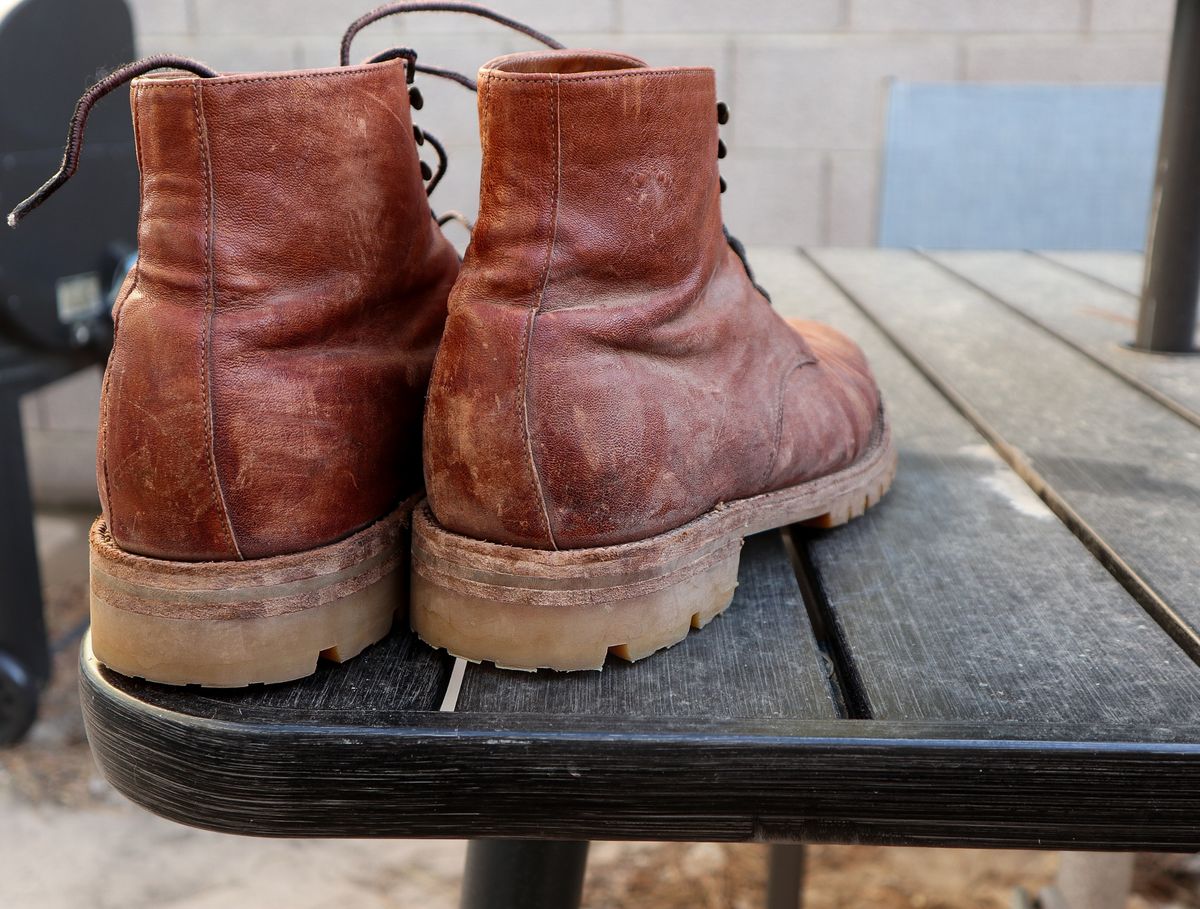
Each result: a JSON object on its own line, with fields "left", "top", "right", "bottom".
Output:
{"left": 99, "top": 59, "right": 460, "bottom": 561}
{"left": 424, "top": 50, "right": 880, "bottom": 551}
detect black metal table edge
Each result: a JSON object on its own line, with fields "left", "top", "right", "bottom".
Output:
{"left": 81, "top": 641, "right": 1200, "bottom": 850}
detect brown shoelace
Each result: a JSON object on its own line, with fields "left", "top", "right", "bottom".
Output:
{"left": 340, "top": 1, "right": 563, "bottom": 73}
{"left": 9, "top": 3, "right": 562, "bottom": 228}
{"left": 7, "top": 54, "right": 217, "bottom": 227}
{"left": 342, "top": 2, "right": 563, "bottom": 208}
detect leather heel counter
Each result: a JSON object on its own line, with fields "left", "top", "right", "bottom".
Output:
{"left": 424, "top": 302, "right": 556, "bottom": 549}
{"left": 95, "top": 348, "right": 115, "bottom": 530}
{"left": 99, "top": 292, "right": 240, "bottom": 561}
{"left": 98, "top": 78, "right": 238, "bottom": 562}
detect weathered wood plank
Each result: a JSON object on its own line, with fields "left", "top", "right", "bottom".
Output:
{"left": 810, "top": 247, "right": 1200, "bottom": 671}
{"left": 1037, "top": 251, "right": 1144, "bottom": 295}
{"left": 106, "top": 629, "right": 454, "bottom": 723}
{"left": 753, "top": 249, "right": 1200, "bottom": 724}
{"left": 932, "top": 250, "right": 1200, "bottom": 425}
{"left": 456, "top": 531, "right": 840, "bottom": 719}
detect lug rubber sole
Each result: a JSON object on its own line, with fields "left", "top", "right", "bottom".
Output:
{"left": 411, "top": 411, "right": 897, "bottom": 672}
{"left": 88, "top": 494, "right": 419, "bottom": 687}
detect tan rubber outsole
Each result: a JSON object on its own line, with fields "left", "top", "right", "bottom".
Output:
{"left": 88, "top": 494, "right": 419, "bottom": 687}
{"left": 411, "top": 410, "right": 897, "bottom": 672}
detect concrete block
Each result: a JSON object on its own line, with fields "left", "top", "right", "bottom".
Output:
{"left": 19, "top": 389, "right": 43, "bottom": 432}
{"left": 305, "top": 28, "right": 522, "bottom": 83}
{"left": 719, "top": 149, "right": 824, "bottom": 247}
{"left": 126, "top": 0, "right": 190, "bottom": 37}
{"left": 139, "top": 33, "right": 303, "bottom": 72}
{"left": 430, "top": 144, "right": 482, "bottom": 215}
{"left": 1090, "top": 0, "right": 1175, "bottom": 32}
{"left": 22, "top": 367, "right": 101, "bottom": 433}
{"left": 850, "top": 0, "right": 1084, "bottom": 32}
{"left": 619, "top": 0, "right": 843, "bottom": 34}
{"left": 965, "top": 35, "right": 1170, "bottom": 83}
{"left": 430, "top": 146, "right": 482, "bottom": 257}
{"left": 24, "top": 430, "right": 101, "bottom": 510}
{"left": 732, "top": 37, "right": 957, "bottom": 151}
{"left": 829, "top": 149, "right": 880, "bottom": 246}
{"left": 191, "top": 0, "right": 392, "bottom": 38}
{"left": 557, "top": 33, "right": 734, "bottom": 99}
{"left": 395, "top": 0, "right": 616, "bottom": 35}
{"left": 412, "top": 89, "right": 483, "bottom": 158}
{"left": 299, "top": 28, "right": 404, "bottom": 69}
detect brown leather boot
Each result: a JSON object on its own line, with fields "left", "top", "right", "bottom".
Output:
{"left": 11, "top": 55, "right": 460, "bottom": 685}
{"left": 414, "top": 50, "right": 897, "bottom": 671}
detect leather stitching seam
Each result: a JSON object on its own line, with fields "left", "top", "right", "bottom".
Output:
{"left": 99, "top": 84, "right": 148, "bottom": 523}
{"left": 482, "top": 69, "right": 710, "bottom": 85}
{"left": 481, "top": 72, "right": 494, "bottom": 159}
{"left": 147, "top": 62, "right": 399, "bottom": 91}
{"left": 760, "top": 359, "right": 817, "bottom": 492}
{"left": 520, "top": 76, "right": 561, "bottom": 550}
{"left": 193, "top": 83, "right": 241, "bottom": 558}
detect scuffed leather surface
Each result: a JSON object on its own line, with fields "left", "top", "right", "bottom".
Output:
{"left": 425, "top": 51, "right": 880, "bottom": 550}
{"left": 100, "top": 60, "right": 459, "bottom": 561}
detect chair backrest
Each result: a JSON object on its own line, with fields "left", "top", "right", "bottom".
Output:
{"left": 878, "top": 83, "right": 1162, "bottom": 250}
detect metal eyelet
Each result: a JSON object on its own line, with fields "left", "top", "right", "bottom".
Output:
{"left": 716, "top": 101, "right": 729, "bottom": 125}
{"left": 413, "top": 125, "right": 425, "bottom": 145}
{"left": 409, "top": 86, "right": 424, "bottom": 110}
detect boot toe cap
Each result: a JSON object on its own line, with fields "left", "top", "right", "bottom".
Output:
{"left": 787, "top": 318, "right": 880, "bottom": 408}
{"left": 773, "top": 318, "right": 883, "bottom": 483}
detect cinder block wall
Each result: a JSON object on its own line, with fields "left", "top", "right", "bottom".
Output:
{"left": 130, "top": 0, "right": 1174, "bottom": 247}
{"left": 22, "top": 0, "right": 1174, "bottom": 506}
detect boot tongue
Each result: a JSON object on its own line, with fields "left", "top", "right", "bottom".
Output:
{"left": 481, "top": 49, "right": 648, "bottom": 76}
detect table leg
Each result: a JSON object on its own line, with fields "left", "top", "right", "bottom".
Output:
{"left": 459, "top": 840, "right": 589, "bottom": 909}
{"left": 766, "top": 843, "right": 806, "bottom": 909}
{"left": 0, "top": 389, "right": 49, "bottom": 745}
{"left": 1136, "top": 0, "right": 1200, "bottom": 352}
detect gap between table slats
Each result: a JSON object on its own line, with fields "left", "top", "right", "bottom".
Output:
{"left": 763, "top": 248, "right": 1200, "bottom": 725}
{"left": 806, "top": 248, "right": 1200, "bottom": 673}
{"left": 927, "top": 250, "right": 1200, "bottom": 428}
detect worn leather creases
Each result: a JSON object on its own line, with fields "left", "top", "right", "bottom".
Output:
{"left": 99, "top": 59, "right": 459, "bottom": 562}
{"left": 424, "top": 50, "right": 884, "bottom": 552}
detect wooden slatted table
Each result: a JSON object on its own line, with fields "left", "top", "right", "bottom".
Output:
{"left": 80, "top": 249, "right": 1200, "bottom": 907}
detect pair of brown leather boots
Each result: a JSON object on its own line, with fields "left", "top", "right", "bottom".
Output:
{"left": 12, "top": 5, "right": 895, "bottom": 686}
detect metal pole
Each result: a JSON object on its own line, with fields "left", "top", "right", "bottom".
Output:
{"left": 766, "top": 844, "right": 806, "bottom": 909}
{"left": 1136, "top": 0, "right": 1200, "bottom": 352}
{"left": 459, "top": 840, "right": 589, "bottom": 909}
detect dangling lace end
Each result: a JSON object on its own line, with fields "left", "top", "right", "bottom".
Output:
{"left": 436, "top": 210, "right": 474, "bottom": 232}
{"left": 7, "top": 54, "right": 217, "bottom": 228}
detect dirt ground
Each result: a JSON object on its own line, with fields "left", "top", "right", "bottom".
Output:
{"left": 3, "top": 512, "right": 1198, "bottom": 909}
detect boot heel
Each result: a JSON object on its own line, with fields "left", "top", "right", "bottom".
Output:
{"left": 409, "top": 503, "right": 743, "bottom": 671}
{"left": 88, "top": 497, "right": 416, "bottom": 687}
